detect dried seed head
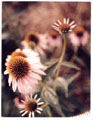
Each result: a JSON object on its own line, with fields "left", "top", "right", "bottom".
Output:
{"left": 7, "top": 56, "right": 29, "bottom": 79}
{"left": 74, "top": 26, "right": 85, "bottom": 37}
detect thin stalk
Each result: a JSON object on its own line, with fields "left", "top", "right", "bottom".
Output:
{"left": 55, "top": 34, "right": 67, "bottom": 78}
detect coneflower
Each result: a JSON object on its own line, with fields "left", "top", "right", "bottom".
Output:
{"left": 14, "top": 94, "right": 44, "bottom": 117}
{"left": 21, "top": 32, "right": 47, "bottom": 55}
{"left": 52, "top": 18, "right": 76, "bottom": 34}
{"left": 4, "top": 49, "right": 46, "bottom": 94}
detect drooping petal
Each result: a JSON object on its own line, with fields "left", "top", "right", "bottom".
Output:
{"left": 67, "top": 18, "right": 70, "bottom": 24}
{"left": 37, "top": 107, "right": 43, "bottom": 111}
{"left": 12, "top": 78, "right": 17, "bottom": 92}
{"left": 4, "top": 70, "right": 8, "bottom": 75}
{"left": 8, "top": 76, "right": 12, "bottom": 86}
{"left": 28, "top": 72, "right": 42, "bottom": 81}
{"left": 70, "top": 21, "right": 75, "bottom": 26}
{"left": 36, "top": 98, "right": 41, "bottom": 103}
{"left": 32, "top": 112, "right": 35, "bottom": 117}
{"left": 34, "top": 94, "right": 38, "bottom": 100}
{"left": 57, "top": 20, "right": 62, "bottom": 25}
{"left": 70, "top": 24, "right": 77, "bottom": 29}
{"left": 21, "top": 111, "right": 28, "bottom": 116}
{"left": 38, "top": 102, "right": 44, "bottom": 105}
{"left": 64, "top": 18, "right": 66, "bottom": 23}
{"left": 36, "top": 110, "right": 41, "bottom": 114}
{"left": 32, "top": 69, "right": 46, "bottom": 75}
{"left": 29, "top": 112, "right": 31, "bottom": 117}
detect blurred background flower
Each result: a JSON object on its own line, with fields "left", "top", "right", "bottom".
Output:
{"left": 2, "top": 1, "right": 90, "bottom": 117}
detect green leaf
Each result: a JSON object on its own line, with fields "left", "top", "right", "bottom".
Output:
{"left": 74, "top": 56, "right": 86, "bottom": 66}
{"left": 44, "top": 58, "right": 58, "bottom": 69}
{"left": 43, "top": 59, "right": 58, "bottom": 81}
{"left": 42, "top": 106, "right": 52, "bottom": 117}
{"left": 41, "top": 86, "right": 65, "bottom": 117}
{"left": 62, "top": 61, "right": 80, "bottom": 70}
{"left": 54, "top": 72, "right": 80, "bottom": 97}
{"left": 54, "top": 77, "right": 68, "bottom": 98}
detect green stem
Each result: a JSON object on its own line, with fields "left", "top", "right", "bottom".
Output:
{"left": 55, "top": 34, "right": 67, "bottom": 78}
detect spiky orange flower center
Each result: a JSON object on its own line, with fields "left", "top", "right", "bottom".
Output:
{"left": 25, "top": 32, "right": 39, "bottom": 45}
{"left": 11, "top": 51, "right": 27, "bottom": 58}
{"left": 25, "top": 100, "right": 37, "bottom": 112}
{"left": 58, "top": 24, "right": 70, "bottom": 33}
{"left": 74, "top": 26, "right": 85, "bottom": 37}
{"left": 7, "top": 56, "right": 29, "bottom": 79}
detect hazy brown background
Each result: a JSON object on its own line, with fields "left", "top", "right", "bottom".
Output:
{"left": 2, "top": 2, "right": 90, "bottom": 117}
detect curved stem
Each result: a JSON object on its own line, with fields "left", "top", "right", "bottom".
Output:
{"left": 56, "top": 34, "right": 67, "bottom": 78}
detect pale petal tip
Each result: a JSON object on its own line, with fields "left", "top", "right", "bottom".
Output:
{"left": 4, "top": 70, "right": 8, "bottom": 75}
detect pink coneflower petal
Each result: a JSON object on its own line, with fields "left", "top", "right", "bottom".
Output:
{"left": 36, "top": 98, "right": 41, "bottom": 103}
{"left": 26, "top": 76, "right": 38, "bottom": 84}
{"left": 22, "top": 111, "right": 28, "bottom": 116}
{"left": 31, "top": 63, "right": 46, "bottom": 70}
{"left": 32, "top": 69, "right": 46, "bottom": 75}
{"left": 37, "top": 107, "right": 43, "bottom": 111}
{"left": 69, "top": 29, "right": 72, "bottom": 32}
{"left": 67, "top": 18, "right": 70, "bottom": 24}
{"left": 36, "top": 110, "right": 41, "bottom": 114}
{"left": 28, "top": 72, "right": 42, "bottom": 81}
{"left": 26, "top": 58, "right": 40, "bottom": 64}
{"left": 20, "top": 110, "right": 25, "bottom": 113}
{"left": 70, "top": 21, "right": 75, "bottom": 26}
{"left": 70, "top": 24, "right": 77, "bottom": 29}
{"left": 57, "top": 20, "right": 62, "bottom": 25}
{"left": 18, "top": 105, "right": 25, "bottom": 109}
{"left": 23, "top": 76, "right": 35, "bottom": 88}
{"left": 81, "top": 32, "right": 89, "bottom": 46}
{"left": 69, "top": 33, "right": 80, "bottom": 46}
{"left": 23, "top": 49, "right": 39, "bottom": 57}
{"left": 12, "top": 78, "right": 17, "bottom": 92}
{"left": 18, "top": 79, "right": 28, "bottom": 94}
{"left": 64, "top": 18, "right": 66, "bottom": 23}
{"left": 37, "top": 102, "right": 44, "bottom": 105}
{"left": 54, "top": 22, "right": 59, "bottom": 27}
{"left": 52, "top": 25, "right": 59, "bottom": 32}
{"left": 39, "top": 43, "right": 47, "bottom": 49}
{"left": 32, "top": 112, "right": 35, "bottom": 117}
{"left": 6, "top": 55, "right": 11, "bottom": 62}
{"left": 34, "top": 94, "right": 38, "bottom": 99}
{"left": 37, "top": 47, "right": 45, "bottom": 55}
{"left": 29, "top": 112, "right": 31, "bottom": 117}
